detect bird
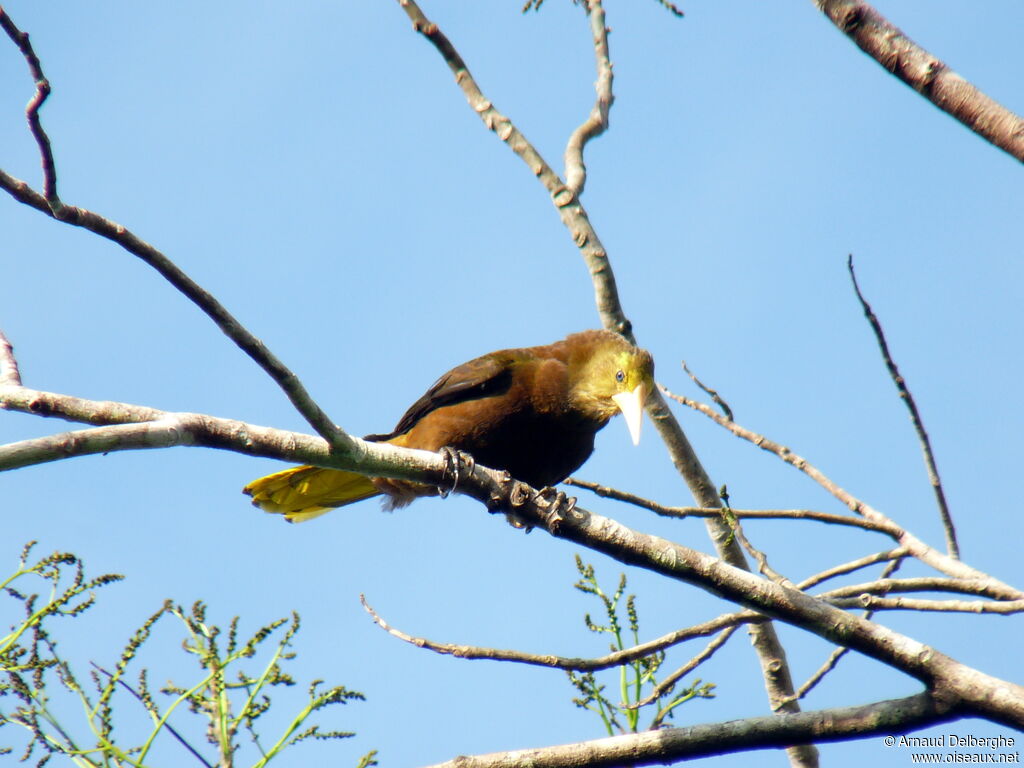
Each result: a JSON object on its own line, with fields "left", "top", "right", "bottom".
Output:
{"left": 243, "top": 329, "right": 654, "bottom": 522}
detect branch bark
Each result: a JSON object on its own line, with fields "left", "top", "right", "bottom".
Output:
{"left": 422, "top": 693, "right": 956, "bottom": 768}
{"left": 815, "top": 0, "right": 1024, "bottom": 163}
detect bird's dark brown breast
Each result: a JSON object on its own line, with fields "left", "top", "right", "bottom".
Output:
{"left": 406, "top": 400, "right": 602, "bottom": 488}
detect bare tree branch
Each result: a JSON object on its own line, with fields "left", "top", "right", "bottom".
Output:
{"left": 3, "top": 382, "right": 1024, "bottom": 732}
{"left": 848, "top": 255, "right": 959, "bottom": 559}
{"left": 0, "top": 420, "right": 194, "bottom": 471}
{"left": 0, "top": 330, "right": 22, "bottom": 386}
{"left": 421, "top": 693, "right": 956, "bottom": 768}
{"left": 361, "top": 595, "right": 761, "bottom": 672}
{"left": 682, "top": 360, "right": 734, "bottom": 420}
{"left": 725, "top": 507, "right": 788, "bottom": 585}
{"left": 0, "top": 169, "right": 353, "bottom": 452}
{"left": 819, "top": 576, "right": 1022, "bottom": 602}
{"left": 797, "top": 548, "right": 908, "bottom": 590}
{"left": 660, "top": 383, "right": 1016, "bottom": 589}
{"left": 563, "top": 0, "right": 613, "bottom": 197}
{"left": 0, "top": 8, "right": 59, "bottom": 208}
{"left": 826, "top": 595, "right": 1024, "bottom": 615}
{"left": 566, "top": 476, "right": 897, "bottom": 534}
{"left": 784, "top": 557, "right": 904, "bottom": 707}
{"left": 815, "top": 0, "right": 1024, "bottom": 163}
{"left": 0, "top": 5, "right": 350, "bottom": 451}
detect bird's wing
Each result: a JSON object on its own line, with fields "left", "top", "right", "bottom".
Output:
{"left": 366, "top": 353, "right": 516, "bottom": 441}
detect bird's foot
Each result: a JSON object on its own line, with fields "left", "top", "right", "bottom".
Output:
{"left": 493, "top": 472, "right": 534, "bottom": 532}
{"left": 437, "top": 446, "right": 475, "bottom": 500}
{"left": 532, "top": 486, "right": 577, "bottom": 534}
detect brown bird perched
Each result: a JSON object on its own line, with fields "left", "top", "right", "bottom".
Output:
{"left": 244, "top": 329, "right": 654, "bottom": 522}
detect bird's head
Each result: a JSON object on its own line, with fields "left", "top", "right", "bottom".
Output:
{"left": 567, "top": 330, "right": 655, "bottom": 445}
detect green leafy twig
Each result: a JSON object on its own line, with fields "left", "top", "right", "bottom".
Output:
{"left": 566, "top": 556, "right": 714, "bottom": 734}
{"left": 1, "top": 543, "right": 372, "bottom": 767}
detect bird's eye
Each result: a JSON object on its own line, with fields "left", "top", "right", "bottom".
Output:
{"left": 615, "top": 369, "right": 625, "bottom": 383}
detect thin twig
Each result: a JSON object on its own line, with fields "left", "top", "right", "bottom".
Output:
{"left": 630, "top": 625, "right": 740, "bottom": 711}
{"left": 825, "top": 595, "right": 1024, "bottom": 614}
{"left": 563, "top": 0, "right": 613, "bottom": 197}
{"left": 815, "top": 0, "right": 1024, "bottom": 164}
{"left": 719, "top": 488, "right": 788, "bottom": 584}
{"left": 565, "top": 477, "right": 892, "bottom": 534}
{"left": 90, "top": 663, "right": 213, "bottom": 768}
{"left": 797, "top": 548, "right": 908, "bottom": 590}
{"left": 786, "top": 646, "right": 849, "bottom": 708}
{"left": 361, "top": 594, "right": 762, "bottom": 672}
{"left": 0, "top": 8, "right": 60, "bottom": 208}
{"left": 0, "top": 330, "right": 22, "bottom": 386}
{"left": 847, "top": 255, "right": 959, "bottom": 559}
{"left": 783, "top": 557, "right": 905, "bottom": 706}
{"left": 681, "top": 361, "right": 733, "bottom": 421}
{"left": 819, "top": 576, "right": 1022, "bottom": 602}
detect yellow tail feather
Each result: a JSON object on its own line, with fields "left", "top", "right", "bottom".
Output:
{"left": 243, "top": 465, "right": 380, "bottom": 523}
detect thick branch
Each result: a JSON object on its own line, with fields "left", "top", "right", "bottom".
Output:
{"left": 422, "top": 693, "right": 956, "bottom": 768}
{"left": 4, "top": 380, "right": 1023, "bottom": 729}
{"left": 815, "top": 0, "right": 1024, "bottom": 163}
{"left": 0, "top": 383, "right": 438, "bottom": 483}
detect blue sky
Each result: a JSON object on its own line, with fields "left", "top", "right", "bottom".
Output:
{"left": 2, "top": 1, "right": 1022, "bottom": 766}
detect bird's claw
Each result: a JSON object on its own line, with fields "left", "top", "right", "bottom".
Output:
{"left": 438, "top": 447, "right": 474, "bottom": 500}
{"left": 533, "top": 487, "right": 577, "bottom": 533}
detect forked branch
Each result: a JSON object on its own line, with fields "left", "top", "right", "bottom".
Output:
{"left": 0, "top": 10, "right": 350, "bottom": 453}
